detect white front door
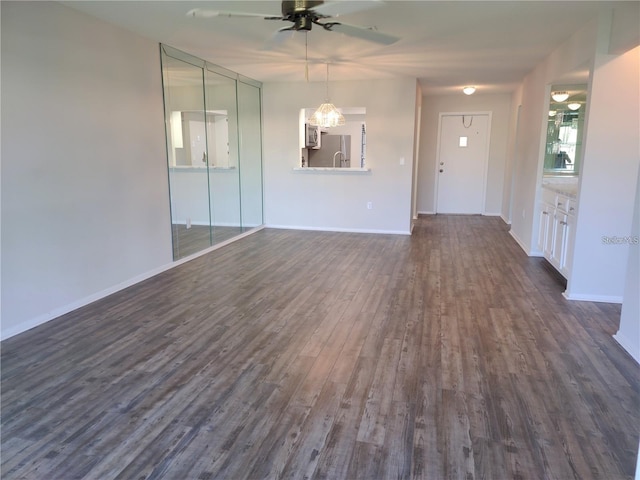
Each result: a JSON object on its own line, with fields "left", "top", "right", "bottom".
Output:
{"left": 436, "top": 113, "right": 490, "bottom": 214}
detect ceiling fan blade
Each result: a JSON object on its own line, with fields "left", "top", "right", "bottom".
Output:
{"left": 312, "top": 0, "right": 384, "bottom": 17}
{"left": 187, "top": 8, "right": 280, "bottom": 19}
{"left": 262, "top": 28, "right": 297, "bottom": 51}
{"left": 326, "top": 22, "right": 399, "bottom": 45}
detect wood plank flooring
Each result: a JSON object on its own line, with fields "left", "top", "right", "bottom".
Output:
{"left": 172, "top": 225, "right": 245, "bottom": 259}
{"left": 2, "top": 215, "right": 638, "bottom": 479}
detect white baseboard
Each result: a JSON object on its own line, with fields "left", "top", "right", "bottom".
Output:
{"left": 508, "top": 230, "right": 534, "bottom": 255}
{"left": 500, "top": 214, "right": 511, "bottom": 225}
{"left": 417, "top": 211, "right": 505, "bottom": 219}
{"left": 1, "top": 263, "right": 174, "bottom": 341}
{"left": 175, "top": 221, "right": 243, "bottom": 228}
{"left": 1, "top": 226, "right": 265, "bottom": 341}
{"left": 562, "top": 291, "right": 623, "bottom": 304}
{"left": 265, "top": 224, "right": 411, "bottom": 235}
{"left": 613, "top": 334, "right": 640, "bottom": 364}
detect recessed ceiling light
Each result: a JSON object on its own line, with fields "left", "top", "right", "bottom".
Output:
{"left": 463, "top": 86, "right": 476, "bottom": 95}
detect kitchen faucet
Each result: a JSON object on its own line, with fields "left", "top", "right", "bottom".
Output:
{"left": 333, "top": 151, "right": 345, "bottom": 168}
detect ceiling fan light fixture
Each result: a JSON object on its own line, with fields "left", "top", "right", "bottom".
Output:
{"left": 567, "top": 102, "right": 581, "bottom": 111}
{"left": 551, "top": 91, "right": 569, "bottom": 102}
{"left": 463, "top": 86, "right": 476, "bottom": 95}
{"left": 309, "top": 102, "right": 345, "bottom": 128}
{"left": 309, "top": 63, "right": 345, "bottom": 128}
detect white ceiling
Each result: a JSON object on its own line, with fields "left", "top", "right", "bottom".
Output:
{"left": 64, "top": 1, "right": 625, "bottom": 94}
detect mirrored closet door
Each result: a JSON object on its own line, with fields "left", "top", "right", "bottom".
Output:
{"left": 160, "top": 45, "right": 263, "bottom": 259}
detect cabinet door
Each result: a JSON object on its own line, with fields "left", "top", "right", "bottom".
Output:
{"left": 551, "top": 212, "right": 567, "bottom": 268}
{"left": 560, "top": 214, "right": 574, "bottom": 275}
{"left": 544, "top": 207, "right": 556, "bottom": 259}
{"left": 538, "top": 203, "right": 552, "bottom": 253}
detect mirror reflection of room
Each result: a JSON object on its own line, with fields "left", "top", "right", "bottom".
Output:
{"left": 544, "top": 84, "right": 587, "bottom": 176}
{"left": 161, "top": 45, "right": 263, "bottom": 260}
{"left": 169, "top": 110, "right": 230, "bottom": 168}
{"left": 300, "top": 107, "right": 366, "bottom": 168}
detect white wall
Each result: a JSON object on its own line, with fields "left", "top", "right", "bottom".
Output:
{"left": 567, "top": 46, "right": 640, "bottom": 302}
{"left": 508, "top": 4, "right": 639, "bottom": 257}
{"left": 508, "top": 19, "right": 600, "bottom": 255}
{"left": 1, "top": 2, "right": 172, "bottom": 339}
{"left": 263, "top": 78, "right": 417, "bottom": 234}
{"left": 417, "top": 93, "right": 512, "bottom": 216}
{"left": 615, "top": 165, "right": 640, "bottom": 363}
{"left": 502, "top": 86, "right": 524, "bottom": 225}
{"left": 411, "top": 82, "right": 423, "bottom": 222}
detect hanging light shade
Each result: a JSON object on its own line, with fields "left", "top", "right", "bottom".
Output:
{"left": 308, "top": 102, "right": 345, "bottom": 127}
{"left": 551, "top": 91, "right": 569, "bottom": 102}
{"left": 309, "top": 63, "right": 345, "bottom": 128}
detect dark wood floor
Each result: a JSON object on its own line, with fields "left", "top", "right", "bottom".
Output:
{"left": 2, "top": 216, "right": 638, "bottom": 479}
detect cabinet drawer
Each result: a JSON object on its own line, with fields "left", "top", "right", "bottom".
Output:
{"left": 555, "top": 194, "right": 577, "bottom": 214}
{"left": 555, "top": 195, "right": 568, "bottom": 212}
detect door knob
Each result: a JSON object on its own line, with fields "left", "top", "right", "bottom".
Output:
{"left": 439, "top": 169, "right": 444, "bottom": 173}
{"left": 440, "top": 162, "right": 444, "bottom": 165}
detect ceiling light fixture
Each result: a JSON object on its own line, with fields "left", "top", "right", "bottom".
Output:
{"left": 309, "top": 63, "right": 345, "bottom": 128}
{"left": 567, "top": 102, "right": 581, "bottom": 111}
{"left": 551, "top": 91, "right": 569, "bottom": 102}
{"left": 463, "top": 86, "right": 476, "bottom": 95}
{"left": 548, "top": 110, "right": 557, "bottom": 117}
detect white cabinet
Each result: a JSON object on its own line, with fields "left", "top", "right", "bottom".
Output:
{"left": 559, "top": 208, "right": 576, "bottom": 276}
{"left": 538, "top": 188, "right": 577, "bottom": 278}
{"left": 537, "top": 202, "right": 553, "bottom": 253}
{"left": 551, "top": 211, "right": 566, "bottom": 267}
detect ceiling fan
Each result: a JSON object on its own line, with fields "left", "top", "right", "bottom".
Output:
{"left": 187, "top": 0, "right": 399, "bottom": 46}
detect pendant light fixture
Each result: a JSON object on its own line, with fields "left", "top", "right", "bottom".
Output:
{"left": 309, "top": 63, "right": 345, "bottom": 128}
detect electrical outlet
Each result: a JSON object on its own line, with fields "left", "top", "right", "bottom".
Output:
{"left": 522, "top": 209, "right": 526, "bottom": 219}
{"left": 367, "top": 201, "right": 373, "bottom": 210}
{"left": 399, "top": 157, "right": 405, "bottom": 165}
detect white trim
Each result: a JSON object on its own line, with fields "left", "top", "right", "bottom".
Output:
{"left": 562, "top": 291, "right": 623, "bottom": 304}
{"left": 433, "top": 111, "right": 492, "bottom": 214}
{"left": 509, "top": 229, "right": 537, "bottom": 255}
{"left": 292, "top": 167, "right": 371, "bottom": 173}
{"left": 174, "top": 221, "right": 243, "bottom": 228}
{"left": 613, "top": 334, "right": 640, "bottom": 364}
{"left": 416, "top": 211, "right": 504, "bottom": 217}
{"left": 500, "top": 213, "right": 512, "bottom": 225}
{"left": 0, "top": 226, "right": 265, "bottom": 341}
{"left": 266, "top": 224, "right": 411, "bottom": 235}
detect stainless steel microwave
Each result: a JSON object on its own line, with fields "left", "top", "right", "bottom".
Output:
{"left": 305, "top": 123, "right": 321, "bottom": 149}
